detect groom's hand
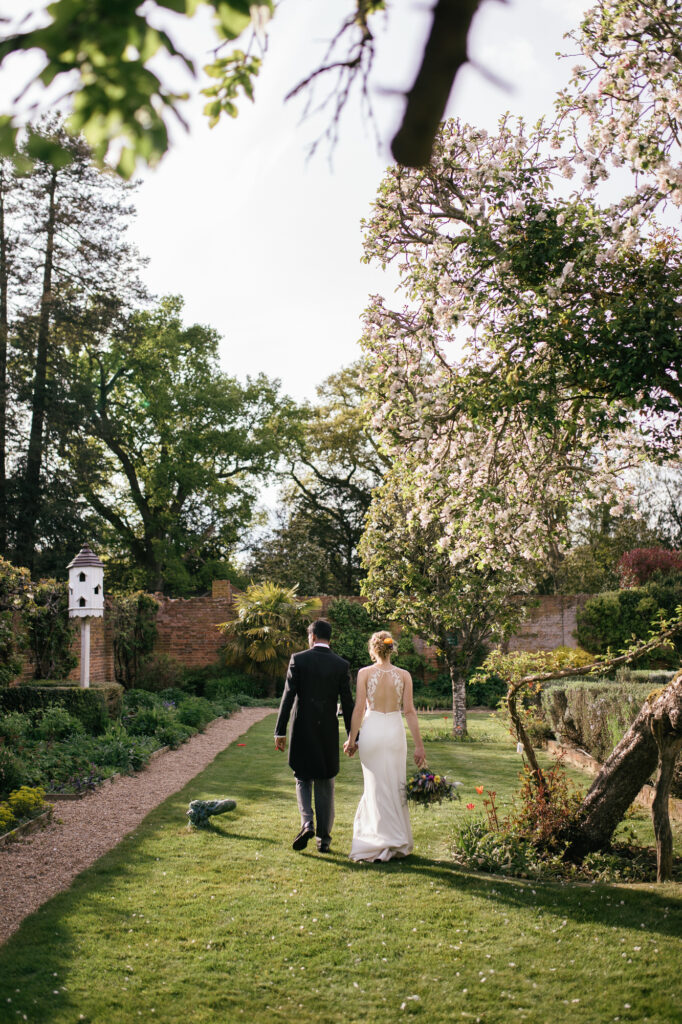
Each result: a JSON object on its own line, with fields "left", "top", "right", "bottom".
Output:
{"left": 274, "top": 736, "right": 286, "bottom": 752}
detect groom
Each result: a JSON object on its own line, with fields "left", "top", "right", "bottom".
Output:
{"left": 274, "top": 619, "right": 354, "bottom": 853}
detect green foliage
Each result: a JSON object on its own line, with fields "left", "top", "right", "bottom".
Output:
{"left": 203, "top": 674, "right": 267, "bottom": 700}
{"left": 220, "top": 581, "right": 320, "bottom": 693}
{"left": 69, "top": 298, "right": 299, "bottom": 595}
{"left": 33, "top": 706, "right": 84, "bottom": 742}
{"left": 541, "top": 680, "right": 656, "bottom": 763}
{"left": 326, "top": 597, "right": 384, "bottom": 674}
{"left": 576, "top": 578, "right": 682, "bottom": 660}
{"left": 0, "top": 801, "right": 15, "bottom": 832}
{"left": 135, "top": 653, "right": 185, "bottom": 693}
{"left": 0, "top": 556, "right": 30, "bottom": 685}
{"left": 7, "top": 784, "right": 46, "bottom": 819}
{"left": 110, "top": 592, "right": 159, "bottom": 688}
{"left": 0, "top": 685, "right": 109, "bottom": 734}
{"left": 175, "top": 696, "right": 215, "bottom": 732}
{"left": 0, "top": 1, "right": 274, "bottom": 175}
{"left": 0, "top": 746, "right": 26, "bottom": 798}
{"left": 22, "top": 579, "right": 77, "bottom": 680}
{"left": 0, "top": 711, "right": 31, "bottom": 744}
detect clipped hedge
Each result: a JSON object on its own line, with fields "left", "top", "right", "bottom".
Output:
{"left": 541, "top": 680, "right": 653, "bottom": 762}
{"left": 541, "top": 677, "right": 682, "bottom": 799}
{"left": 0, "top": 683, "right": 123, "bottom": 734}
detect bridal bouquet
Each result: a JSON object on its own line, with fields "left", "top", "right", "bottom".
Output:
{"left": 405, "top": 768, "right": 461, "bottom": 807}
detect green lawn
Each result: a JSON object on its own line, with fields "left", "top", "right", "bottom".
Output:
{"left": 0, "top": 712, "right": 681, "bottom": 1024}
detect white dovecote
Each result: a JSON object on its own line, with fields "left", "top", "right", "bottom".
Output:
{"left": 67, "top": 544, "right": 104, "bottom": 619}
{"left": 67, "top": 544, "right": 104, "bottom": 688}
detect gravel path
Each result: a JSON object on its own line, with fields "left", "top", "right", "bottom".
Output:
{"left": 0, "top": 706, "right": 275, "bottom": 945}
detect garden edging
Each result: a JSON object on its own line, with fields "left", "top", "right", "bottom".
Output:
{"left": 546, "top": 739, "right": 682, "bottom": 822}
{"left": 0, "top": 807, "right": 53, "bottom": 849}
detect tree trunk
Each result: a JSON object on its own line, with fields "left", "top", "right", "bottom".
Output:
{"left": 566, "top": 672, "right": 682, "bottom": 859}
{"left": 16, "top": 167, "right": 57, "bottom": 570}
{"left": 650, "top": 677, "right": 682, "bottom": 882}
{"left": 448, "top": 660, "right": 467, "bottom": 737}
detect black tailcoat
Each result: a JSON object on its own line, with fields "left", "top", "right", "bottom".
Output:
{"left": 274, "top": 646, "right": 354, "bottom": 780}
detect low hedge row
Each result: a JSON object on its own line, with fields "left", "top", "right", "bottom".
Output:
{"left": 0, "top": 683, "right": 123, "bottom": 733}
{"left": 541, "top": 678, "right": 681, "bottom": 797}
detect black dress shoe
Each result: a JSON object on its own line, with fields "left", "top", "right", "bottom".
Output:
{"left": 292, "top": 825, "right": 314, "bottom": 850}
{"left": 317, "top": 843, "right": 330, "bottom": 853}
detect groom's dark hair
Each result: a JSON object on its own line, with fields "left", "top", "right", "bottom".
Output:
{"left": 308, "top": 619, "right": 332, "bottom": 641}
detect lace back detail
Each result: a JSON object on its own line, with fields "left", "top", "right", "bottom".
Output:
{"left": 366, "top": 666, "right": 404, "bottom": 713}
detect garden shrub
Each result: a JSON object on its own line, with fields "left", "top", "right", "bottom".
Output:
{"left": 176, "top": 696, "right": 215, "bottom": 731}
{"left": 135, "top": 653, "right": 185, "bottom": 692}
{"left": 22, "top": 579, "right": 77, "bottom": 679}
{"left": 204, "top": 675, "right": 267, "bottom": 701}
{"left": 123, "top": 689, "right": 158, "bottom": 712}
{"left": 0, "top": 556, "right": 31, "bottom": 686}
{"left": 467, "top": 671, "right": 507, "bottom": 708}
{"left": 0, "top": 685, "right": 109, "bottom": 734}
{"left": 124, "top": 706, "right": 175, "bottom": 737}
{"left": 8, "top": 784, "right": 46, "bottom": 819}
{"left": 541, "top": 680, "right": 654, "bottom": 761}
{"left": 576, "top": 579, "right": 682, "bottom": 662}
{"left": 327, "top": 598, "right": 385, "bottom": 674}
{"left": 0, "top": 711, "right": 32, "bottom": 744}
{"left": 154, "top": 721, "right": 195, "bottom": 749}
{"left": 0, "top": 747, "right": 27, "bottom": 798}
{"left": 33, "top": 706, "right": 84, "bottom": 741}
{"left": 157, "top": 687, "right": 188, "bottom": 706}
{"left": 0, "top": 802, "right": 16, "bottom": 832}
{"left": 110, "top": 592, "right": 159, "bottom": 688}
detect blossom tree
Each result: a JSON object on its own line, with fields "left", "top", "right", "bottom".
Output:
{"left": 557, "top": 0, "right": 682, "bottom": 205}
{"left": 358, "top": 117, "right": 652, "bottom": 735}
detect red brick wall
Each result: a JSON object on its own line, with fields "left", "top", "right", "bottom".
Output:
{"left": 10, "top": 589, "right": 592, "bottom": 685}
{"left": 153, "top": 593, "right": 236, "bottom": 668}
{"left": 507, "top": 594, "right": 591, "bottom": 653}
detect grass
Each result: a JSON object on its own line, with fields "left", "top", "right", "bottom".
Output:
{"left": 0, "top": 711, "right": 681, "bottom": 1024}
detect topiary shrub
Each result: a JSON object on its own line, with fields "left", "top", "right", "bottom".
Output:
{"left": 540, "top": 679, "right": 682, "bottom": 799}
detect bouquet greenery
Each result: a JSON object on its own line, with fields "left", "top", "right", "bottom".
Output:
{"left": 405, "top": 767, "right": 461, "bottom": 807}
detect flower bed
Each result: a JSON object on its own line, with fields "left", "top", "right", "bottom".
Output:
{"left": 0, "top": 785, "right": 52, "bottom": 843}
{"left": 0, "top": 687, "right": 251, "bottom": 799}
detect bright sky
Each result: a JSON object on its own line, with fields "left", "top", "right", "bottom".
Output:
{"left": 0, "top": 0, "right": 590, "bottom": 401}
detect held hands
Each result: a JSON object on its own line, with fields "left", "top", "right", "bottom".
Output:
{"left": 344, "top": 739, "right": 358, "bottom": 757}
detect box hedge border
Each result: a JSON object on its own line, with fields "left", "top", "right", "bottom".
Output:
{"left": 0, "top": 683, "right": 124, "bottom": 734}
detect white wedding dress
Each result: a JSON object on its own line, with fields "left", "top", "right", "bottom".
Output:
{"left": 349, "top": 665, "right": 413, "bottom": 862}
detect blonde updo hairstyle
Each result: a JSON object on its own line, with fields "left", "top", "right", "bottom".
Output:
{"left": 369, "top": 630, "right": 395, "bottom": 663}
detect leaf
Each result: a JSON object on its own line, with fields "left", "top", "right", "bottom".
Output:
{"left": 214, "top": 0, "right": 251, "bottom": 39}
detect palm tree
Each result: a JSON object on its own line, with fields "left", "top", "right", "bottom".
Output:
{"left": 219, "top": 582, "right": 320, "bottom": 696}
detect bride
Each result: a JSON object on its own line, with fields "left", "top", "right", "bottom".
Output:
{"left": 345, "top": 631, "right": 426, "bottom": 862}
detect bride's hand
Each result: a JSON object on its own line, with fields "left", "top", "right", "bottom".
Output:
{"left": 414, "top": 745, "right": 426, "bottom": 767}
